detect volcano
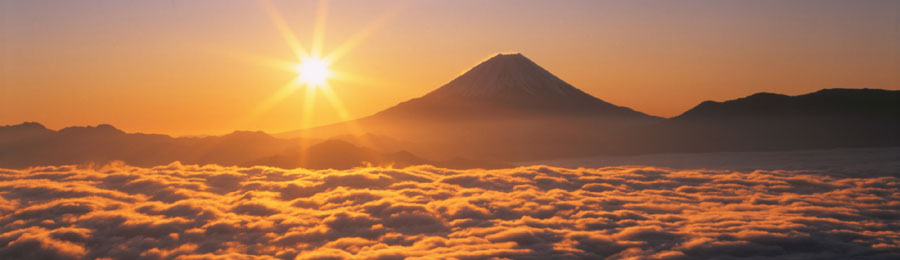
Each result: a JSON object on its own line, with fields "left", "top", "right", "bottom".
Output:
{"left": 367, "top": 53, "right": 654, "bottom": 120}
{"left": 283, "top": 53, "right": 660, "bottom": 161}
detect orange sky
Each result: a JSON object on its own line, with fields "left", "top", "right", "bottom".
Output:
{"left": 2, "top": 0, "right": 898, "bottom": 136}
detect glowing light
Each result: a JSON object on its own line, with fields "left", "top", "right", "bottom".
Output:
{"left": 242, "top": 0, "right": 406, "bottom": 158}
{"left": 294, "top": 57, "right": 331, "bottom": 86}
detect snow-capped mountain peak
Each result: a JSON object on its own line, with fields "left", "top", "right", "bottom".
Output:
{"left": 426, "top": 53, "right": 590, "bottom": 99}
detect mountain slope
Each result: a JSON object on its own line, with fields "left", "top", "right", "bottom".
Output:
{"left": 283, "top": 53, "right": 660, "bottom": 161}
{"left": 0, "top": 123, "right": 506, "bottom": 170}
{"left": 619, "top": 88, "right": 900, "bottom": 154}
{"left": 0, "top": 123, "right": 295, "bottom": 168}
{"left": 675, "top": 88, "right": 900, "bottom": 119}
{"left": 369, "top": 53, "right": 653, "bottom": 120}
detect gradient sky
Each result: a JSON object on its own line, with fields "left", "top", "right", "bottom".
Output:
{"left": 2, "top": 0, "right": 897, "bottom": 136}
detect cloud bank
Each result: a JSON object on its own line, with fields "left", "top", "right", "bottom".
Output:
{"left": 0, "top": 163, "right": 898, "bottom": 259}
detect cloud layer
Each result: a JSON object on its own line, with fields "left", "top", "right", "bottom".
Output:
{"left": 1, "top": 163, "right": 898, "bottom": 259}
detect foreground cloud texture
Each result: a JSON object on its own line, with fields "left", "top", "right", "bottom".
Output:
{"left": 0, "top": 163, "right": 898, "bottom": 259}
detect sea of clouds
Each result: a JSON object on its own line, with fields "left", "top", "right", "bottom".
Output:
{"left": 0, "top": 162, "right": 898, "bottom": 259}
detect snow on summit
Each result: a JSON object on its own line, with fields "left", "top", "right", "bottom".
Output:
{"left": 427, "top": 53, "right": 590, "bottom": 99}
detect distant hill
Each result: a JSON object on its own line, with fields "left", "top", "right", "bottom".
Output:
{"left": 675, "top": 88, "right": 900, "bottom": 119}
{"left": 620, "top": 89, "right": 900, "bottom": 153}
{"left": 0, "top": 123, "right": 296, "bottom": 168}
{"left": 0, "top": 123, "right": 506, "bottom": 170}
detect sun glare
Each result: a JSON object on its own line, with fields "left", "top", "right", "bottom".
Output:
{"left": 245, "top": 0, "right": 398, "bottom": 154}
{"left": 295, "top": 57, "right": 331, "bottom": 86}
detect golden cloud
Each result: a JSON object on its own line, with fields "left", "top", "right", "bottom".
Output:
{"left": 0, "top": 163, "right": 898, "bottom": 259}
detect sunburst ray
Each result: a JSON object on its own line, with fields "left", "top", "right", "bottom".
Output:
{"left": 259, "top": 0, "right": 309, "bottom": 60}
{"left": 311, "top": 0, "right": 330, "bottom": 57}
{"left": 243, "top": 0, "right": 409, "bottom": 159}
{"left": 325, "top": 2, "right": 410, "bottom": 63}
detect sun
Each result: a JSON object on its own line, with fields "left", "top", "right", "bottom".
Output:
{"left": 246, "top": 0, "right": 401, "bottom": 135}
{"left": 294, "top": 57, "right": 332, "bottom": 86}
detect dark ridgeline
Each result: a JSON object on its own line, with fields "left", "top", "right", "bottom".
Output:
{"left": 0, "top": 123, "right": 293, "bottom": 169}
{"left": 0, "top": 123, "right": 508, "bottom": 170}
{"left": 619, "top": 89, "right": 900, "bottom": 154}
{"left": 676, "top": 89, "right": 900, "bottom": 119}
{"left": 2, "top": 53, "right": 898, "bottom": 169}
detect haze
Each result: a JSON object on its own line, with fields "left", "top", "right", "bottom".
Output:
{"left": 2, "top": 0, "right": 898, "bottom": 136}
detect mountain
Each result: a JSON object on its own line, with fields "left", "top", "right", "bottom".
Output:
{"left": 0, "top": 123, "right": 506, "bottom": 170}
{"left": 282, "top": 53, "right": 661, "bottom": 161}
{"left": 371, "top": 53, "right": 653, "bottom": 120}
{"left": 0, "top": 123, "right": 291, "bottom": 168}
{"left": 674, "top": 88, "right": 900, "bottom": 119}
{"left": 0, "top": 122, "right": 54, "bottom": 143}
{"left": 620, "top": 89, "right": 900, "bottom": 153}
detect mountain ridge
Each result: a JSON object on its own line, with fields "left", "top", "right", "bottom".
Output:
{"left": 0, "top": 122, "right": 507, "bottom": 170}
{"left": 675, "top": 88, "right": 900, "bottom": 120}
{"left": 616, "top": 88, "right": 900, "bottom": 154}
{"left": 2, "top": 87, "right": 898, "bottom": 168}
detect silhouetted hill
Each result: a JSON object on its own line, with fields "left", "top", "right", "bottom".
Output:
{"left": 675, "top": 88, "right": 900, "bottom": 119}
{"left": 0, "top": 123, "right": 285, "bottom": 168}
{"left": 0, "top": 123, "right": 507, "bottom": 170}
{"left": 620, "top": 89, "right": 900, "bottom": 154}
{"left": 0, "top": 122, "right": 53, "bottom": 143}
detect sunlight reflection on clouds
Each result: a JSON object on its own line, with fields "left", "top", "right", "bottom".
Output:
{"left": 0, "top": 163, "right": 898, "bottom": 259}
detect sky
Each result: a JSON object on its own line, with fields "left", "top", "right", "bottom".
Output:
{"left": 1, "top": 0, "right": 898, "bottom": 136}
